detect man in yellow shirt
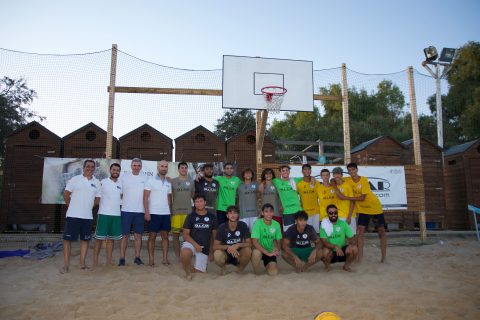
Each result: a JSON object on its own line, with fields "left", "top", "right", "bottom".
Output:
{"left": 342, "top": 162, "right": 386, "bottom": 263}
{"left": 331, "top": 167, "right": 356, "bottom": 235}
{"left": 315, "top": 169, "right": 336, "bottom": 222}
{"left": 296, "top": 164, "right": 321, "bottom": 232}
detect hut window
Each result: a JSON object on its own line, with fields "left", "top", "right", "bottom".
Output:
{"left": 140, "top": 132, "right": 152, "bottom": 142}
{"left": 246, "top": 135, "right": 256, "bottom": 144}
{"left": 447, "top": 160, "right": 456, "bottom": 165}
{"left": 195, "top": 133, "right": 206, "bottom": 143}
{"left": 477, "top": 145, "right": 480, "bottom": 154}
{"left": 28, "top": 129, "right": 40, "bottom": 140}
{"left": 85, "top": 131, "right": 97, "bottom": 141}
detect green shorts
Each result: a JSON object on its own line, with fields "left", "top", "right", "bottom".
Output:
{"left": 292, "top": 247, "right": 314, "bottom": 262}
{"left": 94, "top": 214, "right": 122, "bottom": 240}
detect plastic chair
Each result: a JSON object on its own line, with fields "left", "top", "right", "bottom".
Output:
{"left": 467, "top": 204, "right": 480, "bottom": 241}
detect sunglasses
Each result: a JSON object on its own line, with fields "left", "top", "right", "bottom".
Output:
{"left": 327, "top": 211, "right": 338, "bottom": 215}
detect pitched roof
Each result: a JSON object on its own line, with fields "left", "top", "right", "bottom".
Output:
{"left": 6, "top": 120, "right": 61, "bottom": 140}
{"left": 62, "top": 122, "right": 117, "bottom": 140}
{"left": 119, "top": 124, "right": 173, "bottom": 148}
{"left": 444, "top": 139, "right": 479, "bottom": 156}
{"left": 174, "top": 125, "right": 221, "bottom": 142}
{"left": 351, "top": 136, "right": 384, "bottom": 153}
{"left": 402, "top": 137, "right": 442, "bottom": 151}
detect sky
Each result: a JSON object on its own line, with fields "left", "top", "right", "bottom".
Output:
{"left": 1, "top": 0, "right": 479, "bottom": 148}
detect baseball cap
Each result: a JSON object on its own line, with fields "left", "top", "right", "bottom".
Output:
{"left": 332, "top": 167, "right": 343, "bottom": 174}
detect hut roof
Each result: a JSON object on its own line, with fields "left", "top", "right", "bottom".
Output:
{"left": 444, "top": 139, "right": 479, "bottom": 156}
{"left": 402, "top": 137, "right": 442, "bottom": 151}
{"left": 226, "top": 130, "right": 275, "bottom": 144}
{"left": 6, "top": 120, "right": 61, "bottom": 140}
{"left": 63, "top": 122, "right": 113, "bottom": 140}
{"left": 119, "top": 124, "right": 173, "bottom": 148}
{"left": 351, "top": 136, "right": 405, "bottom": 153}
{"left": 174, "top": 125, "right": 219, "bottom": 142}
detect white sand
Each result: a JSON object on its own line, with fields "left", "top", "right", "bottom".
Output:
{"left": 1, "top": 237, "right": 479, "bottom": 320}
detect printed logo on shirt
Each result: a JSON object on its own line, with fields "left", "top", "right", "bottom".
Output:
{"left": 336, "top": 227, "right": 341, "bottom": 232}
{"left": 196, "top": 217, "right": 200, "bottom": 221}
{"left": 212, "top": 183, "right": 216, "bottom": 187}
{"left": 302, "top": 233, "right": 308, "bottom": 239}
{"left": 270, "top": 227, "right": 275, "bottom": 234}
{"left": 235, "top": 231, "right": 240, "bottom": 236}
{"left": 204, "top": 217, "right": 210, "bottom": 222}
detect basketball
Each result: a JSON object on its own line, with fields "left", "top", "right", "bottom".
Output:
{"left": 314, "top": 311, "right": 341, "bottom": 320}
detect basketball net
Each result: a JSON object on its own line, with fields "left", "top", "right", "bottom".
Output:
{"left": 261, "top": 86, "right": 287, "bottom": 113}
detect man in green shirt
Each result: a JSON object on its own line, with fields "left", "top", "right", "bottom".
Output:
{"left": 320, "top": 204, "right": 358, "bottom": 272}
{"left": 215, "top": 162, "right": 241, "bottom": 225}
{"left": 251, "top": 203, "right": 282, "bottom": 276}
{"left": 272, "top": 165, "right": 302, "bottom": 231}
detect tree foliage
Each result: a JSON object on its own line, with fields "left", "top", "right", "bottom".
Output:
{"left": 214, "top": 109, "right": 256, "bottom": 140}
{"left": 0, "top": 76, "right": 43, "bottom": 159}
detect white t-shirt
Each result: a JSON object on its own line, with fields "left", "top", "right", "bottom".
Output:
{"left": 65, "top": 175, "right": 101, "bottom": 219}
{"left": 144, "top": 175, "right": 172, "bottom": 215}
{"left": 121, "top": 172, "right": 148, "bottom": 213}
{"left": 98, "top": 178, "right": 122, "bottom": 216}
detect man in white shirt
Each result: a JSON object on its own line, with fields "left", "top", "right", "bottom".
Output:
{"left": 92, "top": 163, "right": 122, "bottom": 268}
{"left": 144, "top": 160, "right": 172, "bottom": 266}
{"left": 119, "top": 158, "right": 148, "bottom": 266}
{"left": 61, "top": 159, "right": 100, "bottom": 273}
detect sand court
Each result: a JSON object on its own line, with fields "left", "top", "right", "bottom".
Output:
{"left": 1, "top": 237, "right": 479, "bottom": 320}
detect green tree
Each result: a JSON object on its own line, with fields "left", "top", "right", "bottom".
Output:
{"left": 0, "top": 77, "right": 43, "bottom": 160}
{"left": 214, "top": 109, "right": 256, "bottom": 140}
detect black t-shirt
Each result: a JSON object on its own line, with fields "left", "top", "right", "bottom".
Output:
{"left": 195, "top": 178, "right": 219, "bottom": 213}
{"left": 215, "top": 221, "right": 251, "bottom": 246}
{"left": 284, "top": 224, "right": 319, "bottom": 249}
{"left": 183, "top": 211, "right": 218, "bottom": 255}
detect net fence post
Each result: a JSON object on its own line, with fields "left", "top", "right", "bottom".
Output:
{"left": 407, "top": 66, "right": 427, "bottom": 240}
{"left": 106, "top": 44, "right": 118, "bottom": 159}
{"left": 341, "top": 63, "right": 351, "bottom": 164}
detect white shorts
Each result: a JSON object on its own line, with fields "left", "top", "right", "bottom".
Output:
{"left": 181, "top": 241, "right": 208, "bottom": 272}
{"left": 240, "top": 217, "right": 257, "bottom": 231}
{"left": 307, "top": 214, "right": 320, "bottom": 233}
{"left": 340, "top": 217, "right": 357, "bottom": 235}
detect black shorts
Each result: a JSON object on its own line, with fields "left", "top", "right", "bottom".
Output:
{"left": 358, "top": 213, "right": 386, "bottom": 228}
{"left": 225, "top": 251, "right": 239, "bottom": 266}
{"left": 63, "top": 217, "right": 93, "bottom": 241}
{"left": 261, "top": 253, "right": 277, "bottom": 266}
{"left": 330, "top": 245, "right": 349, "bottom": 264}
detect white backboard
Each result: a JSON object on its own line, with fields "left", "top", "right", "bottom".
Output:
{"left": 222, "top": 55, "right": 314, "bottom": 112}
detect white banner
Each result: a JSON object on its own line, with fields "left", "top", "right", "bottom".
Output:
{"left": 290, "top": 165, "right": 407, "bottom": 211}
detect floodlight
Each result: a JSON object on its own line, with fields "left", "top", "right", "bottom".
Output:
{"left": 423, "top": 46, "right": 438, "bottom": 61}
{"left": 438, "top": 48, "right": 457, "bottom": 63}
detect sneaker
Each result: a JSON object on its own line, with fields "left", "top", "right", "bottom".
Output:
{"left": 134, "top": 257, "right": 144, "bottom": 265}
{"left": 118, "top": 258, "right": 125, "bottom": 266}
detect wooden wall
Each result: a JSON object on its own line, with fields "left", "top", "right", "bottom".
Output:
{"left": 119, "top": 124, "right": 173, "bottom": 161}
{"left": 175, "top": 126, "right": 224, "bottom": 163}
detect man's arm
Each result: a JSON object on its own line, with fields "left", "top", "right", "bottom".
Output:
{"left": 63, "top": 190, "right": 71, "bottom": 206}
{"left": 252, "top": 238, "right": 269, "bottom": 255}
{"left": 143, "top": 190, "right": 151, "bottom": 221}
{"left": 94, "top": 196, "right": 100, "bottom": 207}
{"left": 182, "top": 228, "right": 202, "bottom": 252}
{"left": 347, "top": 201, "right": 354, "bottom": 224}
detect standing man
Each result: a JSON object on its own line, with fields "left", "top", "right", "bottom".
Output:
{"left": 214, "top": 162, "right": 241, "bottom": 225}
{"left": 171, "top": 162, "right": 195, "bottom": 259}
{"left": 251, "top": 203, "right": 283, "bottom": 276}
{"left": 62, "top": 159, "right": 100, "bottom": 273}
{"left": 180, "top": 195, "right": 218, "bottom": 280}
{"left": 258, "top": 168, "right": 282, "bottom": 229}
{"left": 316, "top": 169, "right": 336, "bottom": 222}
{"left": 320, "top": 204, "right": 358, "bottom": 272}
{"left": 344, "top": 162, "right": 386, "bottom": 263}
{"left": 194, "top": 163, "right": 219, "bottom": 216}
{"left": 331, "top": 167, "right": 356, "bottom": 235}
{"left": 282, "top": 210, "right": 323, "bottom": 272}
{"left": 144, "top": 160, "right": 172, "bottom": 266}
{"left": 92, "top": 163, "right": 122, "bottom": 268}
{"left": 296, "top": 164, "right": 321, "bottom": 232}
{"left": 272, "top": 165, "right": 302, "bottom": 231}
{"left": 236, "top": 168, "right": 259, "bottom": 230}
{"left": 119, "top": 158, "right": 148, "bottom": 266}
{"left": 213, "top": 205, "right": 252, "bottom": 275}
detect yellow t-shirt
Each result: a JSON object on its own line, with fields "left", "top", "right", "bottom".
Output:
{"left": 316, "top": 183, "right": 336, "bottom": 220}
{"left": 334, "top": 182, "right": 355, "bottom": 219}
{"left": 296, "top": 179, "right": 320, "bottom": 216}
{"left": 345, "top": 176, "right": 383, "bottom": 215}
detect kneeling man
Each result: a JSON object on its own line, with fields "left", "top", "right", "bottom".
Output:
{"left": 320, "top": 204, "right": 358, "bottom": 272}
{"left": 282, "top": 210, "right": 322, "bottom": 272}
{"left": 213, "top": 206, "right": 252, "bottom": 274}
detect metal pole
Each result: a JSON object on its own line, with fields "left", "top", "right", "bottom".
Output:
{"left": 434, "top": 64, "right": 443, "bottom": 149}
{"left": 106, "top": 44, "right": 118, "bottom": 159}
{"left": 341, "top": 63, "right": 351, "bottom": 164}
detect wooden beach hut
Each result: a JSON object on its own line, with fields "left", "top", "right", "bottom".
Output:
{"left": 175, "top": 125, "right": 224, "bottom": 163}
{"left": 119, "top": 124, "right": 173, "bottom": 161}
{"left": 63, "top": 122, "right": 118, "bottom": 158}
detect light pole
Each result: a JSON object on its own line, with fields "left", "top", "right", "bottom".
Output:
{"left": 422, "top": 46, "right": 457, "bottom": 149}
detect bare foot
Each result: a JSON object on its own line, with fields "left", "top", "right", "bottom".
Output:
{"left": 185, "top": 274, "right": 193, "bottom": 281}
{"left": 219, "top": 267, "right": 225, "bottom": 276}
{"left": 60, "top": 266, "right": 69, "bottom": 274}
{"left": 80, "top": 265, "right": 90, "bottom": 270}
{"left": 343, "top": 266, "right": 353, "bottom": 272}
{"left": 381, "top": 257, "right": 386, "bottom": 263}
{"left": 149, "top": 263, "right": 155, "bottom": 267}
{"left": 162, "top": 259, "right": 171, "bottom": 265}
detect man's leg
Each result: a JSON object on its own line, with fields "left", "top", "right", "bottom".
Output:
{"left": 237, "top": 247, "right": 252, "bottom": 273}
{"left": 356, "top": 225, "right": 366, "bottom": 263}
{"left": 265, "top": 261, "right": 278, "bottom": 276}
{"left": 344, "top": 245, "right": 358, "bottom": 272}
{"left": 134, "top": 233, "right": 142, "bottom": 260}
{"left": 281, "top": 251, "right": 300, "bottom": 272}
{"left": 172, "top": 232, "right": 181, "bottom": 259}
{"left": 302, "top": 247, "right": 323, "bottom": 271}
{"left": 213, "top": 250, "right": 227, "bottom": 275}
{"left": 321, "top": 247, "right": 332, "bottom": 271}
{"left": 251, "top": 249, "right": 263, "bottom": 275}
{"left": 119, "top": 236, "right": 128, "bottom": 264}
{"left": 92, "top": 239, "right": 102, "bottom": 267}
{"left": 160, "top": 230, "right": 170, "bottom": 264}
{"left": 105, "top": 239, "right": 114, "bottom": 266}
{"left": 147, "top": 232, "right": 157, "bottom": 266}
{"left": 79, "top": 240, "right": 89, "bottom": 269}
{"left": 62, "top": 240, "right": 71, "bottom": 273}
{"left": 378, "top": 226, "right": 387, "bottom": 263}
{"left": 180, "top": 247, "right": 193, "bottom": 280}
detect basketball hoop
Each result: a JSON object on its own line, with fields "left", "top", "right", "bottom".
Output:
{"left": 261, "top": 86, "right": 287, "bottom": 113}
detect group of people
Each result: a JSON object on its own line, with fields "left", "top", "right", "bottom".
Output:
{"left": 61, "top": 158, "right": 387, "bottom": 279}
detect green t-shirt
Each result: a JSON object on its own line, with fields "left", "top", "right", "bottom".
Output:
{"left": 215, "top": 176, "right": 241, "bottom": 212}
{"left": 272, "top": 178, "right": 302, "bottom": 215}
{"left": 251, "top": 218, "right": 282, "bottom": 253}
{"left": 319, "top": 220, "right": 353, "bottom": 249}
